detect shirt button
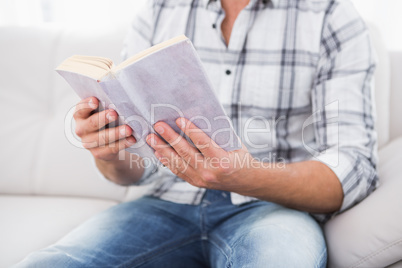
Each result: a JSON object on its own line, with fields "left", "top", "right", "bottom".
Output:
{"left": 212, "top": 23, "right": 216, "bottom": 29}
{"left": 226, "top": 70, "right": 231, "bottom": 75}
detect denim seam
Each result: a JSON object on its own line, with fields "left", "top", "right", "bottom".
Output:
{"left": 207, "top": 234, "right": 233, "bottom": 268}
{"left": 118, "top": 235, "right": 201, "bottom": 268}
{"left": 200, "top": 204, "right": 209, "bottom": 263}
{"left": 199, "top": 200, "right": 210, "bottom": 260}
{"left": 315, "top": 246, "right": 327, "bottom": 268}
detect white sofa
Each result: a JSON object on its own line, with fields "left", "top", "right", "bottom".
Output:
{"left": 0, "top": 24, "right": 401, "bottom": 268}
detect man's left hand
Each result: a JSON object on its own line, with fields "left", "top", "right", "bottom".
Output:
{"left": 146, "top": 118, "right": 257, "bottom": 195}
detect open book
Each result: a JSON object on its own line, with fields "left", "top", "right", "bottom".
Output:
{"left": 56, "top": 35, "right": 241, "bottom": 159}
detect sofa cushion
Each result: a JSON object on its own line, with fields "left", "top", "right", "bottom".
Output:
{"left": 387, "top": 260, "right": 402, "bottom": 268}
{"left": 0, "top": 195, "right": 117, "bottom": 267}
{"left": 324, "top": 136, "right": 402, "bottom": 268}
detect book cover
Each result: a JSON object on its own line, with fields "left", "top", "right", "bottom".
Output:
{"left": 57, "top": 36, "right": 241, "bottom": 159}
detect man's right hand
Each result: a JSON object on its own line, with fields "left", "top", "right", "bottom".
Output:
{"left": 73, "top": 97, "right": 136, "bottom": 162}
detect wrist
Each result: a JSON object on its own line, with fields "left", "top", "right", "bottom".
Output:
{"left": 94, "top": 153, "right": 144, "bottom": 185}
{"left": 234, "top": 157, "right": 267, "bottom": 197}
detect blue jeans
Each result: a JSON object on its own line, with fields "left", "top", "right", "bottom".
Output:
{"left": 15, "top": 190, "right": 327, "bottom": 267}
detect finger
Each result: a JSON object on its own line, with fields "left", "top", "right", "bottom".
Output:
{"left": 73, "top": 97, "right": 99, "bottom": 121}
{"left": 154, "top": 150, "right": 201, "bottom": 186}
{"left": 75, "top": 108, "right": 118, "bottom": 137}
{"left": 84, "top": 108, "right": 118, "bottom": 134}
{"left": 90, "top": 136, "right": 136, "bottom": 161}
{"left": 82, "top": 125, "right": 133, "bottom": 149}
{"left": 146, "top": 133, "right": 183, "bottom": 161}
{"left": 176, "top": 118, "right": 226, "bottom": 158}
{"left": 152, "top": 122, "right": 203, "bottom": 167}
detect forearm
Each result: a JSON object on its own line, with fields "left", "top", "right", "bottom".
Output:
{"left": 146, "top": 119, "right": 343, "bottom": 214}
{"left": 245, "top": 160, "right": 343, "bottom": 214}
{"left": 95, "top": 151, "right": 145, "bottom": 186}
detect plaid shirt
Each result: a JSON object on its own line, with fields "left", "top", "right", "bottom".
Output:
{"left": 121, "top": 0, "right": 379, "bottom": 222}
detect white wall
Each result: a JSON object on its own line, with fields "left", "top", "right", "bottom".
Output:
{"left": 351, "top": 0, "right": 401, "bottom": 50}
{"left": 0, "top": 0, "right": 147, "bottom": 29}
{"left": 0, "top": 0, "right": 399, "bottom": 50}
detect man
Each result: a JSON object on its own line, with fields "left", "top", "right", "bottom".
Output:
{"left": 16, "top": 0, "right": 378, "bottom": 267}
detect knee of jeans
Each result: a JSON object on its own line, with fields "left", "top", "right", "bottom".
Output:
{"left": 13, "top": 246, "right": 86, "bottom": 268}
{"left": 228, "top": 211, "right": 327, "bottom": 268}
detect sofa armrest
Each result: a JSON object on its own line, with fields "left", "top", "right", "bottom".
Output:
{"left": 324, "top": 137, "right": 402, "bottom": 268}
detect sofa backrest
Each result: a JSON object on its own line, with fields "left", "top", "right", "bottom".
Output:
{"left": 0, "top": 23, "right": 394, "bottom": 199}
{"left": 0, "top": 26, "right": 131, "bottom": 201}
{"left": 368, "top": 23, "right": 391, "bottom": 148}
{"left": 389, "top": 51, "right": 402, "bottom": 141}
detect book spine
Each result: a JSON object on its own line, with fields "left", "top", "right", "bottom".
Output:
{"left": 57, "top": 70, "right": 112, "bottom": 110}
